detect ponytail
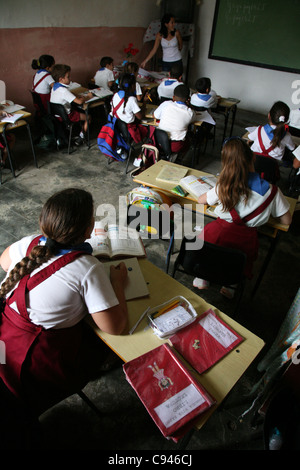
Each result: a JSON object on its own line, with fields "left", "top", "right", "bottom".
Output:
{"left": 119, "top": 73, "right": 136, "bottom": 113}
{"left": 269, "top": 101, "right": 290, "bottom": 147}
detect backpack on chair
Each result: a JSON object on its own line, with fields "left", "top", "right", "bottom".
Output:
{"left": 97, "top": 114, "right": 130, "bottom": 162}
{"left": 130, "top": 125, "right": 159, "bottom": 177}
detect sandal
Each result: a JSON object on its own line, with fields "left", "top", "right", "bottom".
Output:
{"left": 193, "top": 278, "right": 209, "bottom": 290}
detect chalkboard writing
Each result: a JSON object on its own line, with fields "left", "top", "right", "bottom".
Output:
{"left": 209, "top": 0, "right": 300, "bottom": 74}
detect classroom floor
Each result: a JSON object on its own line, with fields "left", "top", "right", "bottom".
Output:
{"left": 1, "top": 105, "right": 299, "bottom": 452}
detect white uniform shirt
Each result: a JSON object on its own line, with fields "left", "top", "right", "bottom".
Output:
{"left": 248, "top": 125, "right": 295, "bottom": 161}
{"left": 161, "top": 36, "right": 182, "bottom": 62}
{"left": 110, "top": 92, "right": 140, "bottom": 124}
{"left": 94, "top": 68, "right": 114, "bottom": 89}
{"left": 157, "top": 78, "right": 181, "bottom": 99}
{"left": 154, "top": 100, "right": 196, "bottom": 141}
{"left": 33, "top": 70, "right": 54, "bottom": 94}
{"left": 3, "top": 235, "right": 119, "bottom": 329}
{"left": 206, "top": 174, "right": 290, "bottom": 227}
{"left": 50, "top": 83, "right": 76, "bottom": 114}
{"left": 190, "top": 90, "right": 218, "bottom": 109}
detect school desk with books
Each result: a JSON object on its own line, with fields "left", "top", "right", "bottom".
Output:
{"left": 86, "top": 222, "right": 146, "bottom": 259}
{"left": 89, "top": 258, "right": 264, "bottom": 437}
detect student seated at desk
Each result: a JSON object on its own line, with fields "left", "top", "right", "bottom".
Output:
{"left": 190, "top": 77, "right": 218, "bottom": 110}
{"left": 0, "top": 188, "right": 128, "bottom": 415}
{"left": 157, "top": 64, "right": 182, "bottom": 102}
{"left": 247, "top": 101, "right": 295, "bottom": 166}
{"left": 110, "top": 73, "right": 147, "bottom": 144}
{"left": 123, "top": 62, "right": 143, "bottom": 101}
{"left": 93, "top": 56, "right": 115, "bottom": 91}
{"left": 50, "top": 64, "right": 93, "bottom": 142}
{"left": 194, "top": 137, "right": 292, "bottom": 298}
{"left": 0, "top": 107, "right": 15, "bottom": 168}
{"left": 153, "top": 84, "right": 196, "bottom": 154}
{"left": 31, "top": 54, "right": 55, "bottom": 112}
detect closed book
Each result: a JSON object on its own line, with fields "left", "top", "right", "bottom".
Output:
{"left": 123, "top": 343, "right": 215, "bottom": 440}
{"left": 170, "top": 309, "right": 244, "bottom": 374}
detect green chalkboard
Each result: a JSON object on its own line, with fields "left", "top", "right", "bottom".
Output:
{"left": 209, "top": 0, "right": 300, "bottom": 74}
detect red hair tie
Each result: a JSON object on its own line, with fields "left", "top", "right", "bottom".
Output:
{"left": 284, "top": 124, "right": 289, "bottom": 131}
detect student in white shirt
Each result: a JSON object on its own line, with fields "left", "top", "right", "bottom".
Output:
{"left": 154, "top": 84, "right": 196, "bottom": 153}
{"left": 110, "top": 73, "right": 147, "bottom": 144}
{"left": 193, "top": 138, "right": 291, "bottom": 296}
{"left": 94, "top": 56, "right": 115, "bottom": 90}
{"left": 31, "top": 54, "right": 55, "bottom": 111}
{"left": 0, "top": 188, "right": 128, "bottom": 414}
{"left": 190, "top": 77, "right": 218, "bottom": 110}
{"left": 157, "top": 63, "right": 182, "bottom": 101}
{"left": 50, "top": 64, "right": 93, "bottom": 139}
{"left": 248, "top": 101, "right": 295, "bottom": 163}
{"left": 124, "top": 62, "right": 142, "bottom": 101}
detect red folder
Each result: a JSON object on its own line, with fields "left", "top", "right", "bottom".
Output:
{"left": 123, "top": 343, "right": 215, "bottom": 440}
{"left": 170, "top": 309, "right": 244, "bottom": 374}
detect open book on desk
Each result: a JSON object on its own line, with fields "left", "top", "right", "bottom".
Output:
{"left": 0, "top": 113, "right": 24, "bottom": 124}
{"left": 180, "top": 174, "right": 217, "bottom": 200}
{"left": 86, "top": 222, "right": 146, "bottom": 259}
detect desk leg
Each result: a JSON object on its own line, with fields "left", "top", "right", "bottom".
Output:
{"left": 229, "top": 105, "right": 237, "bottom": 137}
{"left": 222, "top": 109, "right": 230, "bottom": 143}
{"left": 1, "top": 128, "right": 15, "bottom": 178}
{"left": 252, "top": 233, "right": 280, "bottom": 297}
{"left": 26, "top": 123, "right": 38, "bottom": 169}
{"left": 85, "top": 108, "right": 90, "bottom": 149}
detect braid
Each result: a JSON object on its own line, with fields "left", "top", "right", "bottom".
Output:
{"left": 0, "top": 244, "right": 52, "bottom": 298}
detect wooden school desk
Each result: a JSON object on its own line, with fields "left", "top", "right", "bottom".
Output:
{"left": 71, "top": 86, "right": 112, "bottom": 148}
{"left": 133, "top": 160, "right": 297, "bottom": 294}
{"left": 212, "top": 97, "right": 240, "bottom": 143}
{"left": 0, "top": 109, "right": 38, "bottom": 181}
{"left": 90, "top": 258, "right": 265, "bottom": 432}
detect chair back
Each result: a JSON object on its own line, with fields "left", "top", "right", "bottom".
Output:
{"left": 254, "top": 154, "right": 278, "bottom": 184}
{"left": 154, "top": 128, "right": 171, "bottom": 157}
{"left": 175, "top": 237, "right": 246, "bottom": 286}
{"left": 30, "top": 91, "right": 47, "bottom": 117}
{"left": 49, "top": 102, "right": 71, "bottom": 125}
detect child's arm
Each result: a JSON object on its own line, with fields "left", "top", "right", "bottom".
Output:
{"left": 73, "top": 92, "right": 94, "bottom": 105}
{"left": 91, "top": 263, "right": 129, "bottom": 335}
{"left": 198, "top": 193, "right": 208, "bottom": 204}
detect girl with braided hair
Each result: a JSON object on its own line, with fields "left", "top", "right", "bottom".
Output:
{"left": 0, "top": 188, "right": 128, "bottom": 414}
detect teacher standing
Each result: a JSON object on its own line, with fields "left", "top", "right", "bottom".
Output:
{"left": 141, "top": 13, "right": 183, "bottom": 75}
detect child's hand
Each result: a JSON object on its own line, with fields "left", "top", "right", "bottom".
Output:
{"left": 110, "top": 262, "right": 128, "bottom": 284}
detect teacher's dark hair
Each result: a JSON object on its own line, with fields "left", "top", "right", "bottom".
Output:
{"left": 160, "top": 13, "right": 176, "bottom": 38}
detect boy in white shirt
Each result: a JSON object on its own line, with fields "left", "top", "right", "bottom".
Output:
{"left": 190, "top": 77, "right": 218, "bottom": 110}
{"left": 50, "top": 64, "right": 93, "bottom": 141}
{"left": 157, "top": 64, "right": 182, "bottom": 101}
{"left": 154, "top": 84, "right": 196, "bottom": 153}
{"left": 94, "top": 57, "right": 115, "bottom": 90}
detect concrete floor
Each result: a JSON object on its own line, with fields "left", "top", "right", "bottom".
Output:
{"left": 0, "top": 105, "right": 299, "bottom": 452}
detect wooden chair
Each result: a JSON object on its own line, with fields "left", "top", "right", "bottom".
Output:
{"left": 49, "top": 102, "right": 79, "bottom": 154}
{"left": 172, "top": 237, "right": 247, "bottom": 318}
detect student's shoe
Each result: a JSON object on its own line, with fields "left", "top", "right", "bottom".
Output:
{"left": 74, "top": 136, "right": 84, "bottom": 146}
{"left": 133, "top": 157, "right": 142, "bottom": 167}
{"left": 193, "top": 278, "right": 209, "bottom": 289}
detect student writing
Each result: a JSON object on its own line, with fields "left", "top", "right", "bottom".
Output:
{"left": 0, "top": 188, "right": 128, "bottom": 415}
{"left": 50, "top": 64, "right": 93, "bottom": 142}
{"left": 194, "top": 138, "right": 292, "bottom": 297}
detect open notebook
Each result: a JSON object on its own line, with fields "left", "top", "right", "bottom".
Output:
{"left": 102, "top": 257, "right": 149, "bottom": 301}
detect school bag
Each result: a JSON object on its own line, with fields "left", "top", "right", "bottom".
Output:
{"left": 97, "top": 114, "right": 130, "bottom": 161}
{"left": 130, "top": 125, "right": 159, "bottom": 177}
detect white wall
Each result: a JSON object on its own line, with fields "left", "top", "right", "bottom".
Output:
{"left": 189, "top": 0, "right": 300, "bottom": 115}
